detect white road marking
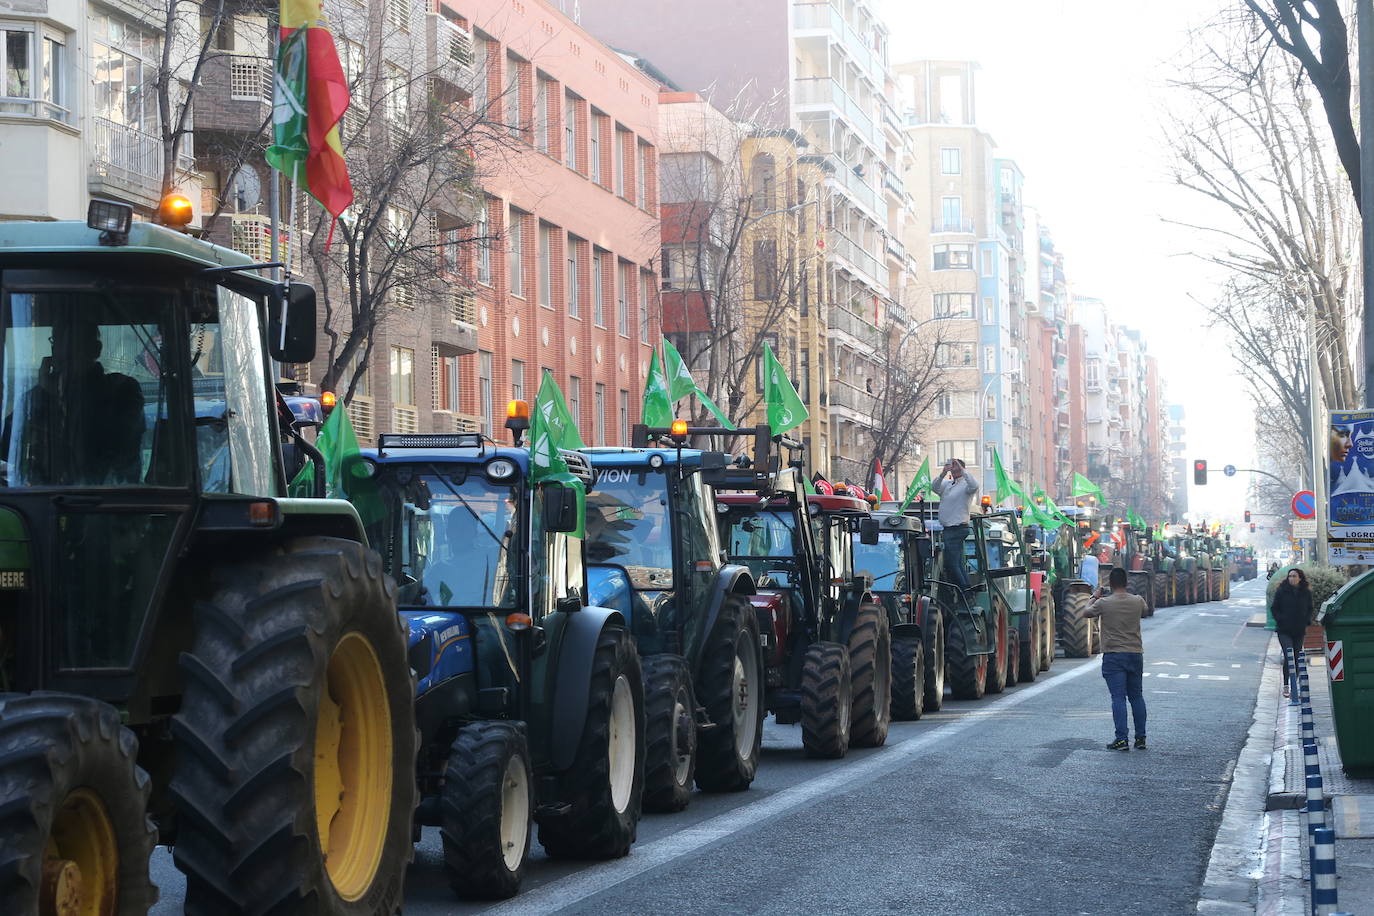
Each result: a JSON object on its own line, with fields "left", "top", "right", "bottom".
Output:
{"left": 1197, "top": 675, "right": 1231, "bottom": 681}
{"left": 484, "top": 612, "right": 1200, "bottom": 916}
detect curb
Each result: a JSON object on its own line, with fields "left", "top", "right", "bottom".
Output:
{"left": 1196, "top": 634, "right": 1283, "bottom": 913}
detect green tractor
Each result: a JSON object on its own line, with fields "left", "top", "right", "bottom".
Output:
{"left": 1151, "top": 536, "right": 1177, "bottom": 608}
{"left": 0, "top": 207, "right": 417, "bottom": 914}
{"left": 1051, "top": 504, "right": 1104, "bottom": 658}
{"left": 1120, "top": 525, "right": 1156, "bottom": 617}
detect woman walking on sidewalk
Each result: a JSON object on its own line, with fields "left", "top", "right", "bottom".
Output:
{"left": 1271, "top": 568, "right": 1314, "bottom": 698}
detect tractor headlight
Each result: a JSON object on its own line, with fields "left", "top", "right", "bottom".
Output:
{"left": 486, "top": 458, "right": 517, "bottom": 481}
{"left": 648, "top": 454, "right": 665, "bottom": 469}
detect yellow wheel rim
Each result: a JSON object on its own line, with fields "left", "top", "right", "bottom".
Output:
{"left": 42, "top": 788, "right": 118, "bottom": 916}
{"left": 314, "top": 632, "right": 393, "bottom": 902}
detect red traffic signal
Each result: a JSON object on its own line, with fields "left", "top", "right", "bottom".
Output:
{"left": 1193, "top": 459, "right": 1208, "bottom": 485}
{"left": 1244, "top": 509, "right": 1252, "bottom": 523}
{"left": 1250, "top": 522, "right": 1256, "bottom": 533}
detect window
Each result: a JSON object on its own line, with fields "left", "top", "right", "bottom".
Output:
{"left": 636, "top": 141, "right": 648, "bottom": 208}
{"left": 933, "top": 244, "right": 973, "bottom": 270}
{"left": 594, "top": 383, "right": 606, "bottom": 445}
{"left": 479, "top": 351, "right": 493, "bottom": 435}
{"left": 390, "top": 347, "right": 415, "bottom": 406}
{"left": 940, "top": 147, "right": 961, "bottom": 175}
{"left": 384, "top": 64, "right": 409, "bottom": 141}
{"left": 433, "top": 350, "right": 458, "bottom": 411}
{"left": 940, "top": 196, "right": 962, "bottom": 231}
{"left": 590, "top": 111, "right": 603, "bottom": 184}
{"left": 387, "top": 0, "right": 409, "bottom": 31}
{"left": 617, "top": 262, "right": 630, "bottom": 336}
{"left": 933, "top": 292, "right": 975, "bottom": 318}
{"left": 638, "top": 270, "right": 651, "bottom": 343}
{"left": 981, "top": 249, "right": 994, "bottom": 276}
{"left": 618, "top": 389, "right": 629, "bottom": 444}
{"left": 511, "top": 359, "right": 525, "bottom": 401}
{"left": 6, "top": 27, "right": 67, "bottom": 120}
{"left": 565, "top": 91, "right": 579, "bottom": 170}
{"left": 936, "top": 440, "right": 977, "bottom": 466}
{"left": 982, "top": 297, "right": 994, "bottom": 323}
{"left": 569, "top": 376, "right": 582, "bottom": 426}
{"left": 505, "top": 54, "right": 523, "bottom": 138}
{"left": 472, "top": 36, "right": 489, "bottom": 112}
{"left": 535, "top": 75, "right": 550, "bottom": 152}
{"left": 936, "top": 391, "right": 976, "bottom": 417}
{"left": 984, "top": 345, "right": 996, "bottom": 371}
{"left": 476, "top": 200, "right": 492, "bottom": 285}
{"left": 984, "top": 395, "right": 997, "bottom": 420}
{"left": 508, "top": 210, "right": 526, "bottom": 298}
{"left": 90, "top": 13, "right": 159, "bottom": 131}
{"left": 753, "top": 239, "right": 778, "bottom": 300}
{"left": 567, "top": 236, "right": 581, "bottom": 317}
{"left": 593, "top": 249, "right": 606, "bottom": 326}
{"left": 538, "top": 222, "right": 553, "bottom": 308}
{"left": 935, "top": 341, "right": 976, "bottom": 367}
{"left": 1086, "top": 359, "right": 1101, "bottom": 387}
{"left": 614, "top": 127, "right": 628, "bottom": 196}
{"left": 751, "top": 152, "right": 776, "bottom": 211}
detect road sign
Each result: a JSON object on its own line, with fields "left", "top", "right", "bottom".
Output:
{"left": 1292, "top": 518, "right": 1318, "bottom": 538}
{"left": 1292, "top": 490, "right": 1316, "bottom": 519}
{"left": 1224, "top": 464, "right": 1237, "bottom": 477}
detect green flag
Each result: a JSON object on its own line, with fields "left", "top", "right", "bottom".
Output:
{"left": 663, "top": 337, "right": 736, "bottom": 429}
{"left": 1072, "top": 472, "right": 1104, "bottom": 502}
{"left": 1127, "top": 507, "right": 1146, "bottom": 529}
{"left": 531, "top": 372, "right": 586, "bottom": 537}
{"left": 991, "top": 449, "right": 1026, "bottom": 505}
{"left": 641, "top": 351, "right": 674, "bottom": 430}
{"left": 762, "top": 342, "right": 808, "bottom": 434}
{"left": 290, "top": 402, "right": 384, "bottom": 523}
{"left": 898, "top": 457, "right": 936, "bottom": 512}
{"left": 1033, "top": 485, "right": 1068, "bottom": 529}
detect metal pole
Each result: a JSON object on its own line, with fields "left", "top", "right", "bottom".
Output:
{"left": 1361, "top": 0, "right": 1374, "bottom": 406}
{"left": 1311, "top": 298, "right": 1328, "bottom": 564}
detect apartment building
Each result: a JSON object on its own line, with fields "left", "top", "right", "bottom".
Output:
{"left": 1168, "top": 403, "right": 1189, "bottom": 515}
{"left": 578, "top": 0, "right": 922, "bottom": 484}
{"left": 1, "top": 0, "right": 199, "bottom": 221}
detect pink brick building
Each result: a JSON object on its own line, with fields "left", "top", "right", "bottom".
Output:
{"left": 446, "top": 0, "right": 661, "bottom": 443}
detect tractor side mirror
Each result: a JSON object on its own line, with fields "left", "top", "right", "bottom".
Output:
{"left": 542, "top": 484, "right": 580, "bottom": 533}
{"left": 988, "top": 565, "right": 1027, "bottom": 579}
{"left": 555, "top": 594, "right": 582, "bottom": 614}
{"left": 268, "top": 282, "right": 318, "bottom": 364}
{"left": 698, "top": 451, "right": 728, "bottom": 486}
{"left": 857, "top": 517, "right": 880, "bottom": 545}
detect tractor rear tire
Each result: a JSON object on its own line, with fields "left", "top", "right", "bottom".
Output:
{"left": 694, "top": 595, "right": 763, "bottom": 793}
{"left": 441, "top": 722, "right": 532, "bottom": 900}
{"left": 890, "top": 635, "right": 925, "bottom": 721}
{"left": 984, "top": 606, "right": 1009, "bottom": 694}
{"left": 1196, "top": 570, "right": 1209, "bottom": 604}
{"left": 1153, "top": 572, "right": 1170, "bottom": 608}
{"left": 1176, "top": 571, "right": 1191, "bottom": 605}
{"left": 1017, "top": 608, "right": 1039, "bottom": 684}
{"left": 1038, "top": 592, "right": 1056, "bottom": 672}
{"left": 1127, "top": 571, "right": 1152, "bottom": 618}
{"left": 171, "top": 537, "right": 416, "bottom": 916}
{"left": 923, "top": 610, "right": 945, "bottom": 711}
{"left": 1059, "top": 590, "right": 1096, "bottom": 658}
{"left": 0, "top": 693, "right": 158, "bottom": 916}
{"left": 945, "top": 616, "right": 987, "bottom": 700}
{"left": 538, "top": 627, "right": 644, "bottom": 859}
{"left": 848, "top": 604, "right": 892, "bottom": 748}
{"left": 641, "top": 654, "right": 697, "bottom": 813}
{"left": 1005, "top": 629, "right": 1020, "bottom": 686}
{"left": 801, "top": 642, "right": 852, "bottom": 759}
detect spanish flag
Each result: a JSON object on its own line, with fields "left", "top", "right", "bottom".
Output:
{"left": 266, "top": 0, "right": 353, "bottom": 233}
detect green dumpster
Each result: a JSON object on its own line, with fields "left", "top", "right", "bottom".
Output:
{"left": 1317, "top": 569, "right": 1374, "bottom": 777}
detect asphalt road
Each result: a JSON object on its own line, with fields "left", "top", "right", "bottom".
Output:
{"left": 150, "top": 578, "right": 1271, "bottom": 914}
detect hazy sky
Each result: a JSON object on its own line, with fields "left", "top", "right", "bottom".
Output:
{"left": 879, "top": 0, "right": 1264, "bottom": 518}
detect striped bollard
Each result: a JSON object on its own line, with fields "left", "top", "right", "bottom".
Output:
{"left": 1288, "top": 646, "right": 1302, "bottom": 705}
{"left": 1310, "top": 827, "right": 1337, "bottom": 915}
{"left": 1305, "top": 773, "right": 1327, "bottom": 843}
{"left": 1301, "top": 700, "right": 1318, "bottom": 748}
{"left": 1296, "top": 647, "right": 1312, "bottom": 704}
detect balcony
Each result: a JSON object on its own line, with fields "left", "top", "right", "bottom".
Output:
{"left": 827, "top": 229, "right": 884, "bottom": 290}
{"left": 793, "top": 77, "right": 879, "bottom": 148}
{"left": 884, "top": 232, "right": 906, "bottom": 262}
{"left": 392, "top": 405, "right": 420, "bottom": 434}
{"left": 828, "top": 305, "right": 882, "bottom": 350}
{"left": 820, "top": 154, "right": 880, "bottom": 215}
{"left": 88, "top": 117, "right": 192, "bottom": 205}
{"left": 882, "top": 168, "right": 906, "bottom": 198}
{"left": 931, "top": 218, "right": 976, "bottom": 235}
{"left": 426, "top": 13, "right": 475, "bottom": 97}
{"left": 432, "top": 287, "right": 479, "bottom": 354}
{"left": 432, "top": 411, "right": 482, "bottom": 433}
{"left": 827, "top": 380, "right": 877, "bottom": 418}
{"left": 790, "top": 3, "right": 882, "bottom": 83}
{"left": 193, "top": 55, "right": 273, "bottom": 136}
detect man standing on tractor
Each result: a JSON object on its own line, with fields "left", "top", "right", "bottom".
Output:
{"left": 1085, "top": 567, "right": 1148, "bottom": 751}
{"left": 933, "top": 458, "right": 980, "bottom": 590}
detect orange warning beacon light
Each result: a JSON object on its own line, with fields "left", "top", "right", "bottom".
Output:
{"left": 506, "top": 399, "right": 531, "bottom": 444}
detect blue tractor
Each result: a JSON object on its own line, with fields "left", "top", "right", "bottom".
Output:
{"left": 579, "top": 425, "right": 771, "bottom": 808}
{"left": 351, "top": 419, "right": 646, "bottom": 900}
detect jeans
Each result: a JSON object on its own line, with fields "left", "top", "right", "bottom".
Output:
{"left": 1277, "top": 631, "right": 1302, "bottom": 695}
{"left": 941, "top": 524, "right": 971, "bottom": 589}
{"left": 1101, "top": 652, "right": 1146, "bottom": 741}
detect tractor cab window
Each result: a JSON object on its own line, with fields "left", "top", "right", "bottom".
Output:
{"left": 0, "top": 284, "right": 185, "bottom": 487}
{"left": 191, "top": 286, "right": 276, "bottom": 495}
{"left": 853, "top": 532, "right": 905, "bottom": 590}
{"left": 584, "top": 469, "right": 673, "bottom": 590}
{"left": 726, "top": 509, "right": 798, "bottom": 559}
{"left": 370, "top": 470, "right": 520, "bottom": 608}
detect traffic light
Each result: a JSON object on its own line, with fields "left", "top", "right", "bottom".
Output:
{"left": 1194, "top": 459, "right": 1208, "bottom": 485}
{"left": 1250, "top": 522, "right": 1257, "bottom": 533}
{"left": 1244, "top": 509, "right": 1252, "bottom": 523}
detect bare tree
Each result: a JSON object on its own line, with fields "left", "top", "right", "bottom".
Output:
{"left": 851, "top": 320, "right": 947, "bottom": 487}
{"left": 1242, "top": 0, "right": 1361, "bottom": 208}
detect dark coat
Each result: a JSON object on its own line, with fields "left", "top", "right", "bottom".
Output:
{"left": 1272, "top": 582, "right": 1314, "bottom": 637}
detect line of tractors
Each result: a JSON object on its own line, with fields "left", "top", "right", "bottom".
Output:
{"left": 0, "top": 212, "right": 1242, "bottom": 914}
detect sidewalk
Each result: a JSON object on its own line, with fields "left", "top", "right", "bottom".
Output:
{"left": 1203, "top": 632, "right": 1374, "bottom": 914}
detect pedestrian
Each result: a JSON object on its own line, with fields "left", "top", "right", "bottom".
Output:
{"left": 933, "top": 458, "right": 980, "bottom": 591}
{"left": 1085, "top": 567, "right": 1148, "bottom": 751}
{"left": 1271, "top": 568, "right": 1314, "bottom": 700}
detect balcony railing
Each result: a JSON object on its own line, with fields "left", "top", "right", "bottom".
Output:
{"left": 793, "top": 77, "right": 877, "bottom": 146}
{"left": 827, "top": 229, "right": 882, "bottom": 288}
{"left": 827, "top": 380, "right": 876, "bottom": 417}
{"left": 828, "top": 306, "right": 881, "bottom": 349}
{"left": 882, "top": 168, "right": 905, "bottom": 197}
{"left": 426, "top": 13, "right": 475, "bottom": 92}
{"left": 790, "top": 2, "right": 881, "bottom": 82}
{"left": 393, "top": 405, "right": 420, "bottom": 434}
{"left": 89, "top": 117, "right": 164, "bottom": 193}
{"left": 931, "top": 218, "right": 976, "bottom": 234}
{"left": 821, "top": 154, "right": 880, "bottom": 214}
{"left": 229, "top": 55, "right": 272, "bottom": 102}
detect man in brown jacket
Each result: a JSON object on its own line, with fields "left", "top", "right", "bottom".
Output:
{"left": 1084, "top": 566, "right": 1148, "bottom": 751}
